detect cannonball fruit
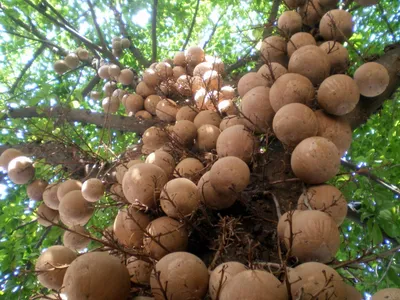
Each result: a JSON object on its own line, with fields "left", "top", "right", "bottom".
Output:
{"left": 372, "top": 288, "right": 400, "bottom": 300}
{"left": 319, "top": 9, "right": 354, "bottom": 43}
{"left": 8, "top": 156, "right": 35, "bottom": 184}
{"left": 27, "top": 179, "right": 48, "bottom": 201}
{"left": 63, "top": 225, "right": 91, "bottom": 251}
{"left": 0, "top": 148, "right": 23, "bottom": 170}
{"left": 58, "top": 190, "right": 94, "bottom": 227}
{"left": 353, "top": 62, "right": 390, "bottom": 97}
{"left": 81, "top": 178, "right": 104, "bottom": 202}
{"left": 209, "top": 262, "right": 247, "bottom": 300}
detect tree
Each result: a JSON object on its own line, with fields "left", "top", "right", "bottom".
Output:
{"left": 0, "top": 0, "right": 399, "bottom": 299}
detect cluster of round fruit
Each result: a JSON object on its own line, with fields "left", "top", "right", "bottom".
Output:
{"left": 53, "top": 48, "right": 90, "bottom": 75}
{"left": 112, "top": 37, "right": 131, "bottom": 57}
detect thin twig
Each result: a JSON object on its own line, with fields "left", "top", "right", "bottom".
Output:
{"left": 181, "top": 0, "right": 201, "bottom": 51}
{"left": 151, "top": 0, "right": 158, "bottom": 62}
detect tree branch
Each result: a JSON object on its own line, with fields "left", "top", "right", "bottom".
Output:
{"left": 10, "top": 44, "right": 46, "bottom": 94}
{"left": 341, "top": 159, "right": 400, "bottom": 196}
{"left": 151, "top": 0, "right": 158, "bottom": 62}
{"left": 42, "top": 0, "right": 77, "bottom": 31}
{"left": 203, "top": 14, "right": 223, "bottom": 50}
{"left": 86, "top": 0, "right": 109, "bottom": 53}
{"left": 82, "top": 75, "right": 101, "bottom": 98}
{"left": 2, "top": 106, "right": 158, "bottom": 134}
{"left": 181, "top": 0, "right": 200, "bottom": 51}
{"left": 263, "top": 0, "right": 281, "bottom": 39}
{"left": 108, "top": 0, "right": 150, "bottom": 67}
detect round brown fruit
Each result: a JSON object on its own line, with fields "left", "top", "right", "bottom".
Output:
{"left": 108, "top": 64, "right": 121, "bottom": 78}
{"left": 144, "top": 217, "right": 188, "bottom": 260}
{"left": 81, "top": 178, "right": 104, "bottom": 202}
{"left": 145, "top": 149, "right": 175, "bottom": 178}
{"left": 288, "top": 45, "right": 331, "bottom": 86}
{"left": 144, "top": 95, "right": 162, "bottom": 115}
{"left": 43, "top": 183, "right": 60, "bottom": 210}
{"left": 193, "top": 62, "right": 213, "bottom": 77}
{"left": 291, "top": 136, "right": 340, "bottom": 184}
{"left": 63, "top": 225, "right": 90, "bottom": 251}
{"left": 372, "top": 288, "right": 400, "bottom": 300}
{"left": 143, "top": 68, "right": 161, "bottom": 87}
{"left": 220, "top": 270, "right": 287, "bottom": 300}
{"left": 103, "top": 81, "right": 117, "bottom": 96}
{"left": 156, "top": 98, "right": 179, "bottom": 122}
{"left": 241, "top": 86, "right": 274, "bottom": 133}
{"left": 59, "top": 190, "right": 94, "bottom": 226}
{"left": 203, "top": 70, "right": 222, "bottom": 90}
{"left": 257, "top": 63, "right": 287, "bottom": 87}
{"left": 260, "top": 36, "right": 287, "bottom": 66}
{"left": 273, "top": 103, "right": 318, "bottom": 147}
{"left": 124, "top": 94, "right": 144, "bottom": 113}
{"left": 320, "top": 9, "right": 353, "bottom": 43}
{"left": 216, "top": 125, "right": 255, "bottom": 163}
{"left": 277, "top": 210, "right": 301, "bottom": 239}
{"left": 287, "top": 32, "right": 316, "bottom": 57}
{"left": 209, "top": 262, "right": 247, "bottom": 300}
{"left": 150, "top": 252, "right": 209, "bottom": 300}
{"left": 237, "top": 72, "right": 267, "bottom": 98}
{"left": 160, "top": 178, "right": 200, "bottom": 218}
{"left": 127, "top": 256, "right": 152, "bottom": 285}
{"left": 289, "top": 262, "right": 346, "bottom": 299}
{"left": 172, "top": 120, "right": 197, "bottom": 146}
{"left": 299, "top": 0, "right": 326, "bottom": 27}
{"left": 284, "top": 0, "right": 306, "bottom": 9}
{"left": 210, "top": 156, "right": 250, "bottom": 194}
{"left": 35, "top": 245, "right": 77, "bottom": 290}
{"left": 278, "top": 11, "right": 302, "bottom": 36}
{"left": 8, "top": 156, "right": 35, "bottom": 184}
{"left": 77, "top": 48, "right": 89, "bottom": 60}
{"left": 90, "top": 91, "right": 101, "bottom": 100}
{"left": 317, "top": 74, "right": 360, "bottom": 116}
{"left": 57, "top": 179, "right": 82, "bottom": 201}
{"left": 115, "top": 160, "right": 142, "bottom": 184}
{"left": 197, "top": 124, "right": 221, "bottom": 151}
{"left": 37, "top": 202, "right": 59, "bottom": 227}
{"left": 353, "top": 62, "right": 390, "bottom": 97}
{"left": 65, "top": 53, "right": 80, "bottom": 69}
{"left": 193, "top": 110, "right": 222, "bottom": 128}
{"left": 173, "top": 66, "right": 186, "bottom": 80}
{"left": 175, "top": 157, "right": 204, "bottom": 181}
{"left": 122, "top": 163, "right": 168, "bottom": 208}
{"left": 0, "top": 148, "right": 23, "bottom": 170}
{"left": 62, "top": 252, "right": 130, "bottom": 300}
{"left": 319, "top": 0, "right": 339, "bottom": 8}
{"left": 142, "top": 126, "right": 169, "bottom": 154}
{"left": 54, "top": 60, "right": 69, "bottom": 75}
{"left": 98, "top": 65, "right": 110, "bottom": 79}
{"left": 176, "top": 106, "right": 198, "bottom": 121}
{"left": 197, "top": 171, "right": 237, "bottom": 210}
{"left": 113, "top": 206, "right": 150, "bottom": 248}
{"left": 135, "top": 110, "right": 153, "bottom": 120}
{"left": 298, "top": 184, "right": 347, "bottom": 226}
{"left": 102, "top": 96, "right": 120, "bottom": 113}
{"left": 221, "top": 86, "right": 235, "bottom": 99}
{"left": 155, "top": 62, "right": 173, "bottom": 80}
{"left": 319, "top": 41, "right": 349, "bottom": 74}
{"left": 137, "top": 81, "right": 156, "bottom": 98}
{"left": 118, "top": 69, "right": 134, "bottom": 85}
{"left": 283, "top": 210, "right": 340, "bottom": 262}
{"left": 315, "top": 110, "right": 352, "bottom": 156}
{"left": 220, "top": 116, "right": 252, "bottom": 131}
{"left": 121, "top": 38, "right": 131, "bottom": 48}
{"left": 174, "top": 51, "right": 187, "bottom": 66}
{"left": 186, "top": 46, "right": 205, "bottom": 66}
{"left": 344, "top": 284, "right": 362, "bottom": 300}
{"left": 27, "top": 179, "right": 48, "bottom": 201}
{"left": 269, "top": 73, "right": 315, "bottom": 112}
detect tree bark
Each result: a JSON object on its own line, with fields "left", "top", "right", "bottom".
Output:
{"left": 3, "top": 106, "right": 158, "bottom": 134}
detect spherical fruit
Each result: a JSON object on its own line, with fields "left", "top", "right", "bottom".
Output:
{"left": 291, "top": 137, "right": 340, "bottom": 184}
{"left": 353, "top": 62, "right": 390, "bottom": 97}
{"left": 260, "top": 36, "right": 287, "bottom": 65}
{"left": 121, "top": 37, "right": 131, "bottom": 48}
{"left": 143, "top": 68, "right": 161, "bottom": 87}
{"left": 122, "top": 163, "right": 168, "bottom": 208}
{"left": 0, "top": 148, "right": 23, "bottom": 170}
{"left": 172, "top": 120, "right": 198, "bottom": 146}
{"left": 186, "top": 46, "right": 205, "bottom": 66}
{"left": 372, "top": 288, "right": 400, "bottom": 300}
{"left": 237, "top": 72, "right": 266, "bottom": 98}
{"left": 142, "top": 126, "right": 169, "bottom": 154}
{"left": 278, "top": 11, "right": 302, "bottom": 36}
{"left": 285, "top": 0, "right": 306, "bottom": 9}
{"left": 137, "top": 81, "right": 155, "bottom": 98}
{"left": 269, "top": 73, "right": 315, "bottom": 112}
{"left": 174, "top": 51, "right": 187, "bottom": 66}
{"left": 155, "top": 62, "right": 173, "bottom": 80}
{"left": 54, "top": 60, "right": 69, "bottom": 75}
{"left": 218, "top": 100, "right": 237, "bottom": 115}
{"left": 299, "top": 0, "right": 326, "bottom": 27}
{"left": 176, "top": 106, "right": 198, "bottom": 121}
{"left": 203, "top": 70, "right": 222, "bottom": 90}
{"left": 175, "top": 158, "right": 204, "bottom": 181}
{"left": 144, "top": 217, "right": 188, "bottom": 260}
{"left": 118, "top": 69, "right": 134, "bottom": 85}
{"left": 283, "top": 210, "right": 340, "bottom": 262}
{"left": 318, "top": 74, "right": 360, "bottom": 115}
{"left": 144, "top": 95, "right": 162, "bottom": 115}
{"left": 113, "top": 206, "right": 150, "bottom": 248}
{"left": 35, "top": 245, "right": 77, "bottom": 290}
{"left": 197, "top": 171, "right": 237, "bottom": 210}
{"left": 65, "top": 53, "right": 80, "bottom": 69}
{"left": 257, "top": 63, "right": 287, "bottom": 87}
{"left": 216, "top": 125, "right": 255, "bottom": 163}
{"left": 320, "top": 41, "right": 349, "bottom": 74}
{"left": 81, "top": 178, "right": 104, "bottom": 202}
{"left": 135, "top": 110, "right": 153, "bottom": 119}
{"left": 221, "top": 86, "right": 235, "bottom": 99}
{"left": 98, "top": 65, "right": 110, "bottom": 79}
{"left": 124, "top": 94, "right": 144, "bottom": 113}
{"left": 287, "top": 32, "right": 316, "bottom": 57}
{"left": 193, "top": 110, "right": 222, "bottom": 128}
{"left": 108, "top": 65, "right": 121, "bottom": 78}
{"left": 63, "top": 252, "right": 130, "bottom": 300}
{"left": 288, "top": 45, "right": 331, "bottom": 86}
{"left": 277, "top": 210, "right": 301, "bottom": 239}
{"left": 103, "top": 81, "right": 117, "bottom": 96}
{"left": 43, "top": 183, "right": 60, "bottom": 210}
{"left": 197, "top": 124, "right": 221, "bottom": 151}
{"left": 219, "top": 116, "right": 252, "bottom": 131}
{"left": 90, "top": 91, "right": 101, "bottom": 100}
{"left": 210, "top": 156, "right": 250, "bottom": 194}
{"left": 127, "top": 256, "right": 152, "bottom": 285}
{"left": 77, "top": 48, "right": 89, "bottom": 60}
{"left": 8, "top": 156, "right": 35, "bottom": 184}
{"left": 315, "top": 110, "right": 352, "bottom": 156}
{"left": 289, "top": 262, "right": 346, "bottom": 299}
{"left": 150, "top": 252, "right": 208, "bottom": 300}
{"left": 209, "top": 262, "right": 247, "bottom": 300}
{"left": 27, "top": 179, "right": 48, "bottom": 201}
{"left": 298, "top": 184, "right": 347, "bottom": 225}
{"left": 173, "top": 66, "right": 187, "bottom": 80}
{"left": 156, "top": 99, "right": 179, "bottom": 122}
{"left": 145, "top": 149, "right": 175, "bottom": 178}
{"left": 59, "top": 190, "right": 94, "bottom": 226}
{"left": 63, "top": 225, "right": 90, "bottom": 251}
{"left": 37, "top": 202, "right": 59, "bottom": 227}
{"left": 57, "top": 179, "right": 82, "bottom": 201}
{"left": 219, "top": 270, "right": 287, "bottom": 300}
{"left": 193, "top": 62, "right": 213, "bottom": 77}
{"left": 241, "top": 86, "right": 274, "bottom": 133}
{"left": 273, "top": 103, "right": 318, "bottom": 147}
{"left": 102, "top": 96, "right": 120, "bottom": 113}
{"left": 344, "top": 284, "right": 362, "bottom": 300}
{"left": 320, "top": 9, "right": 354, "bottom": 43}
